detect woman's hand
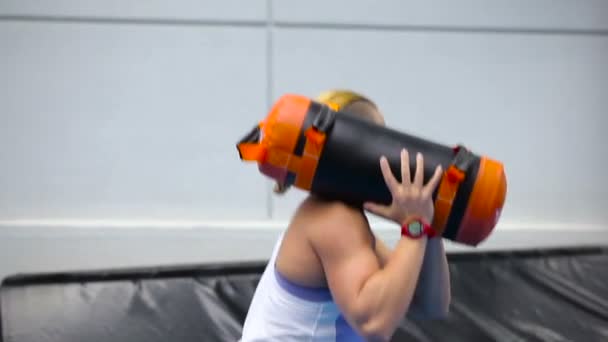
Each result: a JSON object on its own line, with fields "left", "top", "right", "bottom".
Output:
{"left": 364, "top": 149, "right": 443, "bottom": 225}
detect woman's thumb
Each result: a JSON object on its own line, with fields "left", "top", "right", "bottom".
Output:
{"left": 363, "top": 202, "right": 389, "bottom": 217}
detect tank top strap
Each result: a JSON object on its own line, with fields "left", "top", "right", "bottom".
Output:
{"left": 269, "top": 230, "right": 286, "bottom": 265}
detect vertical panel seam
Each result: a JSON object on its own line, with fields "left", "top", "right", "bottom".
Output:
{"left": 265, "top": 0, "right": 275, "bottom": 219}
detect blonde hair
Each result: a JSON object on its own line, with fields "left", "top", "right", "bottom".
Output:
{"left": 273, "top": 89, "right": 376, "bottom": 194}
{"left": 316, "top": 89, "right": 377, "bottom": 111}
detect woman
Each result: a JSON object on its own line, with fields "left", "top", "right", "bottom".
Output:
{"left": 241, "top": 90, "right": 451, "bottom": 341}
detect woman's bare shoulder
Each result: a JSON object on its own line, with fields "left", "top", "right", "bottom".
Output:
{"left": 293, "top": 195, "right": 371, "bottom": 241}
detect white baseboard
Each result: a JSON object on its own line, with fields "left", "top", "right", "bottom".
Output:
{"left": 0, "top": 220, "right": 606, "bottom": 282}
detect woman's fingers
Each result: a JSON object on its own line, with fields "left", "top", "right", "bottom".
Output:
{"left": 424, "top": 165, "right": 444, "bottom": 196}
{"left": 400, "top": 149, "right": 411, "bottom": 186}
{"left": 413, "top": 152, "right": 424, "bottom": 188}
{"left": 380, "top": 156, "right": 399, "bottom": 192}
{"left": 381, "top": 151, "right": 442, "bottom": 195}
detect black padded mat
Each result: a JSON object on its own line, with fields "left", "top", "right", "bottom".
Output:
{"left": 2, "top": 247, "right": 607, "bottom": 342}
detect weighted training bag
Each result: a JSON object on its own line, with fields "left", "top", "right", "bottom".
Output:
{"left": 236, "top": 94, "right": 507, "bottom": 246}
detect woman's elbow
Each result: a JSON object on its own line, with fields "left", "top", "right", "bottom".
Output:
{"left": 433, "top": 295, "right": 451, "bottom": 318}
{"left": 409, "top": 297, "right": 451, "bottom": 320}
{"left": 439, "top": 292, "right": 452, "bottom": 317}
{"left": 359, "top": 318, "right": 397, "bottom": 342}
{"left": 430, "top": 304, "right": 450, "bottom": 319}
{"left": 426, "top": 295, "right": 451, "bottom": 319}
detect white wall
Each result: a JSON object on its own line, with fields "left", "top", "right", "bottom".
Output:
{"left": 1, "top": 1, "right": 607, "bottom": 280}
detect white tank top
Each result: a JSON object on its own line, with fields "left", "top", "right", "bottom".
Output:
{"left": 240, "top": 232, "right": 364, "bottom": 341}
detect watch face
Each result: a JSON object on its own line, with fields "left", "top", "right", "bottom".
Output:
{"left": 408, "top": 221, "right": 423, "bottom": 237}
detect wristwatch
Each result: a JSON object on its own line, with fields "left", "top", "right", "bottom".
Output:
{"left": 401, "top": 216, "right": 437, "bottom": 239}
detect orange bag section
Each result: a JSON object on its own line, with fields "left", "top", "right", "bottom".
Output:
{"left": 236, "top": 94, "right": 328, "bottom": 190}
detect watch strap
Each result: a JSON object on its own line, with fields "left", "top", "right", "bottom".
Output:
{"left": 401, "top": 216, "right": 437, "bottom": 239}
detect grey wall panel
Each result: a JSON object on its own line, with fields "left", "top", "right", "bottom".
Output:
{"left": 0, "top": 22, "right": 268, "bottom": 220}
{"left": 271, "top": 28, "right": 608, "bottom": 226}
{"left": 273, "top": 0, "right": 608, "bottom": 31}
{"left": 0, "top": 0, "right": 267, "bottom": 22}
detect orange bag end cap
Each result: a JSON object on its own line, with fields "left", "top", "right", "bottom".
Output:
{"left": 456, "top": 157, "right": 507, "bottom": 246}
{"left": 236, "top": 143, "right": 266, "bottom": 163}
